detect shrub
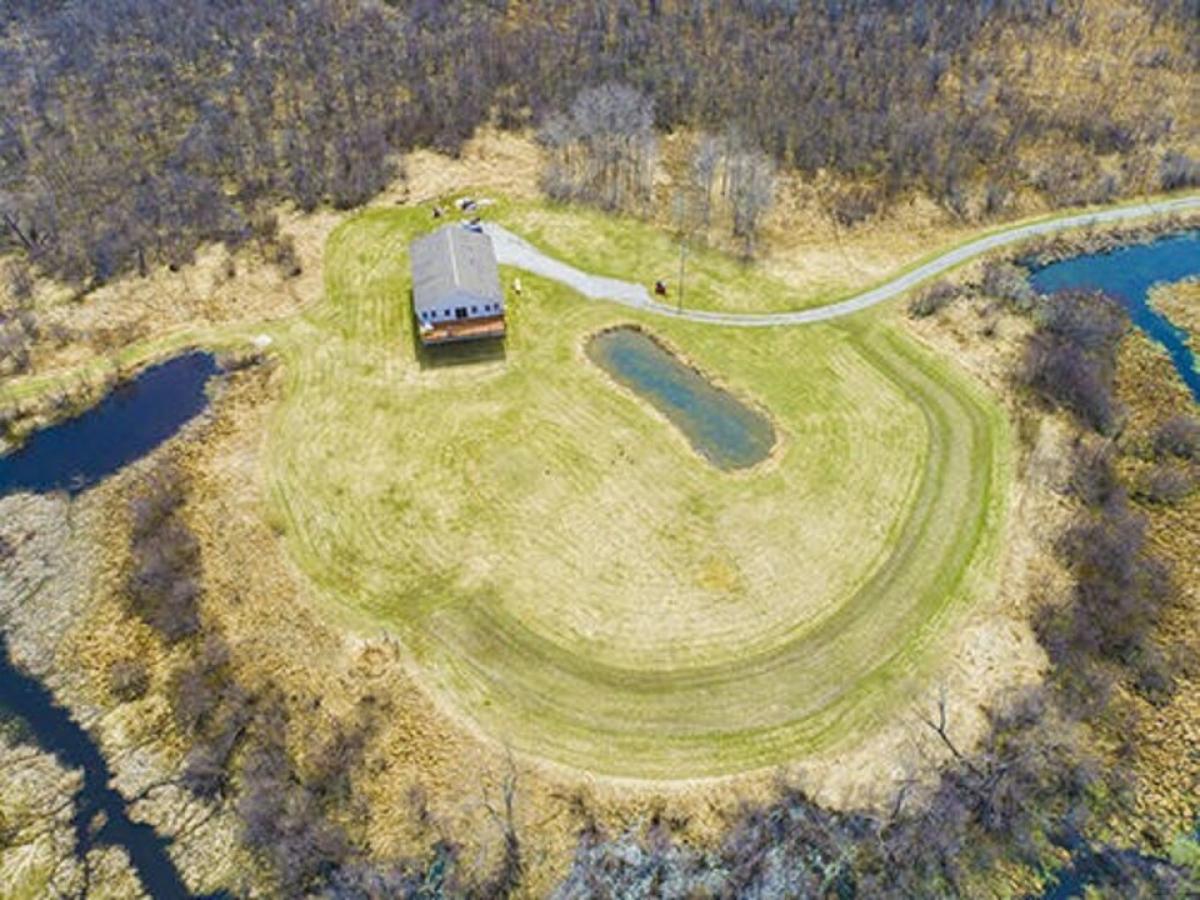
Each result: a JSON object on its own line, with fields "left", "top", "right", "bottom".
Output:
{"left": 126, "top": 465, "right": 202, "bottom": 642}
{"left": 107, "top": 658, "right": 150, "bottom": 702}
{"left": 1066, "top": 441, "right": 1123, "bottom": 509}
{"left": 1022, "top": 335, "right": 1118, "bottom": 433}
{"left": 1043, "top": 499, "right": 1176, "bottom": 699}
{"left": 981, "top": 260, "right": 1035, "bottom": 311}
{"left": 830, "top": 184, "right": 881, "bottom": 228}
{"left": 238, "top": 711, "right": 353, "bottom": 895}
{"left": 1134, "top": 464, "right": 1195, "bottom": 506}
{"left": 1034, "top": 290, "right": 1127, "bottom": 354}
{"left": 170, "top": 636, "right": 231, "bottom": 736}
{"left": 1153, "top": 415, "right": 1200, "bottom": 460}
{"left": 0, "top": 313, "right": 35, "bottom": 377}
{"left": 1020, "top": 292, "right": 1127, "bottom": 434}
{"left": 272, "top": 235, "right": 302, "bottom": 278}
{"left": 908, "top": 280, "right": 958, "bottom": 318}
{"left": 1159, "top": 152, "right": 1200, "bottom": 191}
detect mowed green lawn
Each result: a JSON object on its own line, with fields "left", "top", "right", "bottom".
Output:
{"left": 263, "top": 204, "right": 1010, "bottom": 778}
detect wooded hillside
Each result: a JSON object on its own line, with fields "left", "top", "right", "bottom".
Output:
{"left": 1, "top": 0, "right": 1196, "bottom": 285}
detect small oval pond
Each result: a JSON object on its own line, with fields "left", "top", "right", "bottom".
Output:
{"left": 0, "top": 351, "right": 219, "bottom": 496}
{"left": 1028, "top": 230, "right": 1200, "bottom": 402}
{"left": 587, "top": 326, "right": 776, "bottom": 471}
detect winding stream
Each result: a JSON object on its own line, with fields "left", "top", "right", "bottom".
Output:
{"left": 1023, "top": 231, "right": 1200, "bottom": 894}
{"left": 0, "top": 637, "right": 199, "bottom": 898}
{"left": 1, "top": 352, "right": 219, "bottom": 898}
{"left": 0, "top": 352, "right": 219, "bottom": 495}
{"left": 1029, "top": 230, "right": 1200, "bottom": 402}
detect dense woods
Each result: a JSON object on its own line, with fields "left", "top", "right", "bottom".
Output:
{"left": 2, "top": 0, "right": 1198, "bottom": 288}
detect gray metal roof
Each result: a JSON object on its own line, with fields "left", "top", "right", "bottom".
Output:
{"left": 410, "top": 225, "right": 503, "bottom": 312}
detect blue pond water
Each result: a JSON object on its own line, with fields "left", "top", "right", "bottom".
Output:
{"left": 0, "top": 351, "right": 220, "bottom": 898}
{"left": 0, "top": 351, "right": 219, "bottom": 496}
{"left": 587, "top": 327, "right": 776, "bottom": 471}
{"left": 1029, "top": 231, "right": 1200, "bottom": 402}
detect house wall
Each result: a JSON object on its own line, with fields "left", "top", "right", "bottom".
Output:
{"left": 415, "top": 291, "right": 505, "bottom": 325}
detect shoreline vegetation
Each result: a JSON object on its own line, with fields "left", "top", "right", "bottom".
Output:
{"left": 1151, "top": 278, "right": 1200, "bottom": 358}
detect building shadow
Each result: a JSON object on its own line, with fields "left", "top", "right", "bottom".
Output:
{"left": 409, "top": 306, "right": 507, "bottom": 369}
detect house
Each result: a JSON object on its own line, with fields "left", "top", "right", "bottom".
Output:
{"left": 410, "top": 225, "right": 506, "bottom": 344}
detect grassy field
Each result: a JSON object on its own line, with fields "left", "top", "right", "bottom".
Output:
{"left": 259, "top": 203, "right": 1011, "bottom": 778}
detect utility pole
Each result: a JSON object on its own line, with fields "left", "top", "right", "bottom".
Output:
{"left": 672, "top": 187, "right": 689, "bottom": 313}
{"left": 678, "top": 234, "right": 687, "bottom": 313}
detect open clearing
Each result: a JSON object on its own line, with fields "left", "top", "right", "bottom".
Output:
{"left": 262, "top": 204, "right": 1010, "bottom": 779}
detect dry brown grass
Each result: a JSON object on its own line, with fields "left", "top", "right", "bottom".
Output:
{"left": 1102, "top": 334, "right": 1200, "bottom": 848}
{"left": 0, "top": 127, "right": 542, "bottom": 388}
{"left": 3, "top": 117, "right": 1193, "bottom": 893}
{"left": 400, "top": 126, "right": 545, "bottom": 205}
{"left": 1149, "top": 278, "right": 1200, "bottom": 355}
{"left": 0, "top": 734, "right": 145, "bottom": 900}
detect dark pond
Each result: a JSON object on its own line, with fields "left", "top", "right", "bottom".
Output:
{"left": 0, "top": 351, "right": 220, "bottom": 898}
{"left": 0, "top": 351, "right": 219, "bottom": 496}
{"left": 587, "top": 326, "right": 776, "bottom": 471}
{"left": 1029, "top": 231, "right": 1200, "bottom": 402}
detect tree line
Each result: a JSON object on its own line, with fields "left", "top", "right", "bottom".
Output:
{"left": 2, "top": 0, "right": 1198, "bottom": 290}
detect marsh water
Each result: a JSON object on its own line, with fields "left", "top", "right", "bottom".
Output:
{"left": 587, "top": 327, "right": 776, "bottom": 470}
{"left": 1027, "top": 231, "right": 1200, "bottom": 894}
{"left": 1029, "top": 230, "right": 1200, "bottom": 402}
{"left": 0, "top": 351, "right": 219, "bottom": 898}
{"left": 0, "top": 638, "right": 201, "bottom": 898}
{"left": 0, "top": 351, "right": 219, "bottom": 496}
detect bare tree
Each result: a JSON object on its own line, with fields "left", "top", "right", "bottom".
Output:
{"left": 689, "top": 133, "right": 723, "bottom": 236}
{"left": 539, "top": 82, "right": 657, "bottom": 214}
{"left": 724, "top": 138, "right": 776, "bottom": 257}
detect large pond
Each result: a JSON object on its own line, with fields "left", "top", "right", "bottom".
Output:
{"left": 587, "top": 326, "right": 776, "bottom": 471}
{"left": 1029, "top": 231, "right": 1200, "bottom": 402}
{"left": 0, "top": 351, "right": 219, "bottom": 496}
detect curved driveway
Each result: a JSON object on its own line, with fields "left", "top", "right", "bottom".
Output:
{"left": 485, "top": 194, "right": 1200, "bottom": 327}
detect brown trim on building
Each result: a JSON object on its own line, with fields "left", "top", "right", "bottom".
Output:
{"left": 419, "top": 315, "right": 506, "bottom": 345}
